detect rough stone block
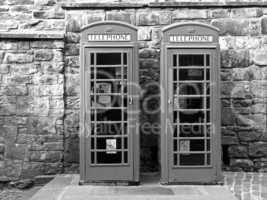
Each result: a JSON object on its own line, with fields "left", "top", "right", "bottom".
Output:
{"left": 0, "top": 144, "right": 5, "bottom": 154}
{"left": 83, "top": 10, "right": 105, "bottom": 24}
{"left": 249, "top": 142, "right": 267, "bottom": 158}
{"left": 262, "top": 17, "right": 267, "bottom": 35}
{"left": 39, "top": 84, "right": 63, "bottom": 96}
{"left": 209, "top": 9, "right": 229, "bottom": 18}
{"left": 34, "top": 0, "right": 56, "bottom": 6}
{"left": 230, "top": 8, "right": 263, "bottom": 18}
{"left": 172, "top": 9, "right": 208, "bottom": 20}
{"left": 5, "top": 143, "right": 27, "bottom": 160}
{"left": 221, "top": 49, "right": 250, "bottom": 68}
{"left": 10, "top": 63, "right": 37, "bottom": 75}
{"left": 40, "top": 62, "right": 64, "bottom": 73}
{"left": 140, "top": 58, "right": 159, "bottom": 69}
{"left": 30, "top": 40, "right": 64, "bottom": 49}
{"left": 7, "top": 74, "right": 33, "bottom": 84}
{"left": 211, "top": 19, "right": 260, "bottom": 36}
{"left": 33, "top": 5, "right": 64, "bottom": 19}
{"left": 65, "top": 74, "right": 80, "bottom": 96}
{"left": 232, "top": 65, "right": 262, "bottom": 81}
{"left": 65, "top": 56, "right": 79, "bottom": 69}
{"left": 5, "top": 53, "right": 33, "bottom": 64}
{"left": 106, "top": 10, "right": 135, "bottom": 24}
{"left": 139, "top": 48, "right": 159, "bottom": 59}
{"left": 64, "top": 135, "right": 79, "bottom": 163}
{"left": 253, "top": 49, "right": 267, "bottom": 66}
{"left": 221, "top": 107, "right": 236, "bottom": 126}
{"left": 66, "top": 14, "right": 82, "bottom": 33}
{"left": 3, "top": 85, "right": 28, "bottom": 96}
{"left": 33, "top": 74, "right": 59, "bottom": 85}
{"left": 66, "top": 97, "right": 79, "bottom": 110}
{"left": 10, "top": 5, "right": 33, "bottom": 13}
{"left": 137, "top": 10, "right": 159, "bottom": 26}
{"left": 65, "top": 44, "right": 79, "bottom": 56}
{"left": 138, "top": 27, "right": 151, "bottom": 41}
{"left": 6, "top": 0, "right": 33, "bottom": 5}
{"left": 228, "top": 145, "right": 248, "bottom": 158}
{"left": 29, "top": 151, "right": 62, "bottom": 162}
{"left": 17, "top": 96, "right": 49, "bottom": 116}
{"left": 221, "top": 81, "right": 234, "bottom": 97}
{"left": 34, "top": 49, "right": 54, "bottom": 61}
{"left": 65, "top": 32, "right": 80, "bottom": 43}
{"left": 230, "top": 159, "right": 254, "bottom": 171}
{"left": 0, "top": 64, "right": 9, "bottom": 74}
{"left": 0, "top": 41, "right": 17, "bottom": 50}
{"left": 27, "top": 117, "right": 57, "bottom": 135}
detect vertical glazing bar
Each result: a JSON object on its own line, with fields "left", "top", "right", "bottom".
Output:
{"left": 94, "top": 52, "right": 97, "bottom": 164}
{"left": 176, "top": 53, "right": 180, "bottom": 166}
{"left": 121, "top": 52, "right": 124, "bottom": 164}
{"left": 204, "top": 54, "right": 207, "bottom": 165}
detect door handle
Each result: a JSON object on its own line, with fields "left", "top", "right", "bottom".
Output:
{"left": 129, "top": 97, "right": 133, "bottom": 105}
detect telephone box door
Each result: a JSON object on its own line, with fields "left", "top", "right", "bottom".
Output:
{"left": 167, "top": 49, "right": 218, "bottom": 183}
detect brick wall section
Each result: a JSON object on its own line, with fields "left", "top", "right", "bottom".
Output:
{"left": 0, "top": 0, "right": 267, "bottom": 179}
{"left": 0, "top": 37, "right": 65, "bottom": 180}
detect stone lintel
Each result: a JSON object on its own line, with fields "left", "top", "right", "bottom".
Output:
{"left": 62, "top": 1, "right": 267, "bottom": 10}
{"left": 0, "top": 31, "right": 65, "bottom": 40}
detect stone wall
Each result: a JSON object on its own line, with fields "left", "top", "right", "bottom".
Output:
{"left": 0, "top": 35, "right": 65, "bottom": 180}
{"left": 0, "top": 0, "right": 267, "bottom": 180}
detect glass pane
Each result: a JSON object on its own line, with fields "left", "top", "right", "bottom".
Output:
{"left": 179, "top": 139, "right": 205, "bottom": 151}
{"left": 96, "top": 138, "right": 121, "bottom": 150}
{"left": 96, "top": 53, "right": 121, "bottom": 65}
{"left": 175, "top": 97, "right": 204, "bottom": 109}
{"left": 206, "top": 55, "right": 210, "bottom": 66}
{"left": 90, "top": 53, "right": 94, "bottom": 65}
{"left": 90, "top": 67, "right": 127, "bottom": 79}
{"left": 91, "top": 123, "right": 125, "bottom": 135}
{"left": 179, "top": 125, "right": 205, "bottom": 137}
{"left": 176, "top": 83, "right": 204, "bottom": 95}
{"left": 207, "top": 154, "right": 211, "bottom": 165}
{"left": 179, "top": 111, "right": 205, "bottom": 123}
{"left": 173, "top": 139, "right": 177, "bottom": 151}
{"left": 124, "top": 152, "right": 128, "bottom": 163}
{"left": 179, "top": 54, "right": 204, "bottom": 66}
{"left": 179, "top": 69, "right": 204, "bottom": 81}
{"left": 173, "top": 54, "right": 177, "bottom": 67}
{"left": 91, "top": 109, "right": 122, "bottom": 121}
{"left": 173, "top": 69, "right": 178, "bottom": 81}
{"left": 91, "top": 152, "right": 95, "bottom": 164}
{"left": 206, "top": 69, "right": 210, "bottom": 80}
{"left": 91, "top": 138, "right": 95, "bottom": 149}
{"left": 123, "top": 53, "right": 127, "bottom": 65}
{"left": 207, "top": 139, "right": 210, "bottom": 151}
{"left": 179, "top": 154, "right": 205, "bottom": 165}
{"left": 90, "top": 81, "right": 126, "bottom": 94}
{"left": 97, "top": 152, "right": 122, "bottom": 164}
{"left": 124, "top": 138, "right": 128, "bottom": 149}
{"left": 174, "top": 154, "right": 178, "bottom": 165}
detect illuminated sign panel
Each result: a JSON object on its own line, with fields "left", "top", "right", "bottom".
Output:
{"left": 170, "top": 35, "right": 213, "bottom": 42}
{"left": 88, "top": 34, "right": 131, "bottom": 41}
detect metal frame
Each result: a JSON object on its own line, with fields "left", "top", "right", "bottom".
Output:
{"left": 160, "top": 22, "right": 222, "bottom": 184}
{"left": 80, "top": 21, "right": 139, "bottom": 184}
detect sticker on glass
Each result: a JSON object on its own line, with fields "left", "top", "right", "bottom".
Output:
{"left": 179, "top": 140, "right": 190, "bottom": 152}
{"left": 106, "top": 139, "right": 117, "bottom": 154}
{"left": 94, "top": 82, "right": 112, "bottom": 107}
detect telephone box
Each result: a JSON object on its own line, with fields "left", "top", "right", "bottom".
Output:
{"left": 160, "top": 22, "right": 222, "bottom": 184}
{"left": 80, "top": 21, "right": 139, "bottom": 184}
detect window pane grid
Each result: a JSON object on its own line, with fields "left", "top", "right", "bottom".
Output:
{"left": 172, "top": 53, "right": 212, "bottom": 167}
{"left": 89, "top": 51, "right": 129, "bottom": 165}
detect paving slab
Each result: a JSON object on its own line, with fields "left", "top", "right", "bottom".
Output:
{"left": 30, "top": 174, "right": 237, "bottom": 200}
